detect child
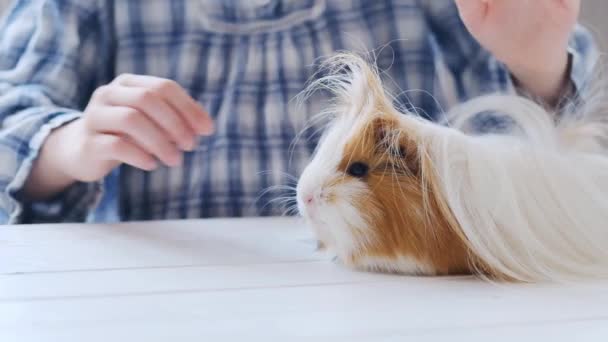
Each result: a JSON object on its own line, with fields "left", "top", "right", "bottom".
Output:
{"left": 0, "top": 0, "right": 597, "bottom": 223}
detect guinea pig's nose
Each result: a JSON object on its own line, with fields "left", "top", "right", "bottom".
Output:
{"left": 305, "top": 194, "right": 314, "bottom": 205}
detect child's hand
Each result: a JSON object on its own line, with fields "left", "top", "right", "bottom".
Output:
{"left": 24, "top": 75, "right": 214, "bottom": 199}
{"left": 454, "top": 0, "right": 580, "bottom": 103}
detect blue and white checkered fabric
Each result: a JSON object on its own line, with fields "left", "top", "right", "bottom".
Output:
{"left": 0, "top": 0, "right": 598, "bottom": 223}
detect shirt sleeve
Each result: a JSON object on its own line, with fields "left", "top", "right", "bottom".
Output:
{"left": 0, "top": 0, "right": 111, "bottom": 224}
{"left": 567, "top": 24, "right": 600, "bottom": 96}
{"left": 421, "top": 0, "right": 599, "bottom": 103}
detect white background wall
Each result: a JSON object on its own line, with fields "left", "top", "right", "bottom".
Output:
{"left": 0, "top": 0, "right": 606, "bottom": 49}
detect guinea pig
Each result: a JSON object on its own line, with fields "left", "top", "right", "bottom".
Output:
{"left": 296, "top": 53, "right": 608, "bottom": 282}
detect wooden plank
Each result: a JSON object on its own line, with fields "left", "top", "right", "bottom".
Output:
{"left": 0, "top": 218, "right": 316, "bottom": 273}
{"left": 0, "top": 261, "right": 401, "bottom": 300}
{"left": 3, "top": 217, "right": 608, "bottom": 341}
{"left": 6, "top": 318, "right": 608, "bottom": 342}
{"left": 408, "top": 320, "right": 608, "bottom": 342}
{"left": 3, "top": 279, "right": 608, "bottom": 339}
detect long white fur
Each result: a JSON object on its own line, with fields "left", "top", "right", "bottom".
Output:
{"left": 299, "top": 52, "right": 608, "bottom": 282}
{"left": 431, "top": 83, "right": 608, "bottom": 282}
{"left": 296, "top": 56, "right": 385, "bottom": 264}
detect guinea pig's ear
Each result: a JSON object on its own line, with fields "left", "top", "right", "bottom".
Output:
{"left": 372, "top": 116, "right": 398, "bottom": 150}
{"left": 371, "top": 115, "right": 420, "bottom": 175}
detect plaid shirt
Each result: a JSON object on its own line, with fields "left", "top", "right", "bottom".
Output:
{"left": 0, "top": 0, "right": 598, "bottom": 224}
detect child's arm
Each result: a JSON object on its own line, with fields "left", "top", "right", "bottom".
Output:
{"left": 24, "top": 74, "right": 214, "bottom": 201}
{"left": 0, "top": 1, "right": 212, "bottom": 224}
{"left": 0, "top": 0, "right": 102, "bottom": 224}
{"left": 454, "top": 0, "right": 587, "bottom": 106}
{"left": 422, "top": 0, "right": 597, "bottom": 107}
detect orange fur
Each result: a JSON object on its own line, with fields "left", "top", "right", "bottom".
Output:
{"left": 301, "top": 52, "right": 499, "bottom": 278}
{"left": 332, "top": 113, "right": 475, "bottom": 275}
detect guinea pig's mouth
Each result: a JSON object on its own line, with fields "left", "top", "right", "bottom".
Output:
{"left": 298, "top": 200, "right": 322, "bottom": 224}
{"left": 297, "top": 187, "right": 328, "bottom": 220}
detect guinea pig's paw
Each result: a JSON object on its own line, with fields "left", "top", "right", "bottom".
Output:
{"left": 315, "top": 253, "right": 340, "bottom": 265}
{"left": 316, "top": 240, "right": 327, "bottom": 251}
{"left": 297, "top": 237, "right": 325, "bottom": 250}
{"left": 311, "top": 242, "right": 337, "bottom": 261}
{"left": 349, "top": 255, "right": 434, "bottom": 275}
{"left": 336, "top": 254, "right": 362, "bottom": 269}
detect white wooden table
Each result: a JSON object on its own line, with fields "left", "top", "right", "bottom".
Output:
{"left": 1, "top": 217, "right": 608, "bottom": 341}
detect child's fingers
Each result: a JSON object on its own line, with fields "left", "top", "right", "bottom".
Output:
{"left": 559, "top": 0, "right": 580, "bottom": 13}
{"left": 163, "top": 86, "right": 215, "bottom": 135}
{"left": 95, "top": 134, "right": 158, "bottom": 172}
{"left": 97, "top": 84, "right": 196, "bottom": 151}
{"left": 151, "top": 77, "right": 215, "bottom": 135}
{"left": 454, "top": 0, "right": 489, "bottom": 30}
{"left": 115, "top": 74, "right": 214, "bottom": 135}
{"left": 90, "top": 106, "right": 183, "bottom": 167}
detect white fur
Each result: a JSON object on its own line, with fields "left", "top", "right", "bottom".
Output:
{"left": 298, "top": 52, "right": 608, "bottom": 282}
{"left": 355, "top": 255, "right": 435, "bottom": 275}
{"left": 428, "top": 91, "right": 608, "bottom": 282}
{"left": 296, "top": 114, "right": 374, "bottom": 261}
{"left": 297, "top": 54, "right": 436, "bottom": 274}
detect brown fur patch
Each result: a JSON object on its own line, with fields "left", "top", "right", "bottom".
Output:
{"left": 306, "top": 52, "right": 504, "bottom": 278}
{"left": 336, "top": 114, "right": 479, "bottom": 275}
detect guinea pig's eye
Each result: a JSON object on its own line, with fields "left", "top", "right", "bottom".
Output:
{"left": 347, "top": 162, "right": 369, "bottom": 178}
